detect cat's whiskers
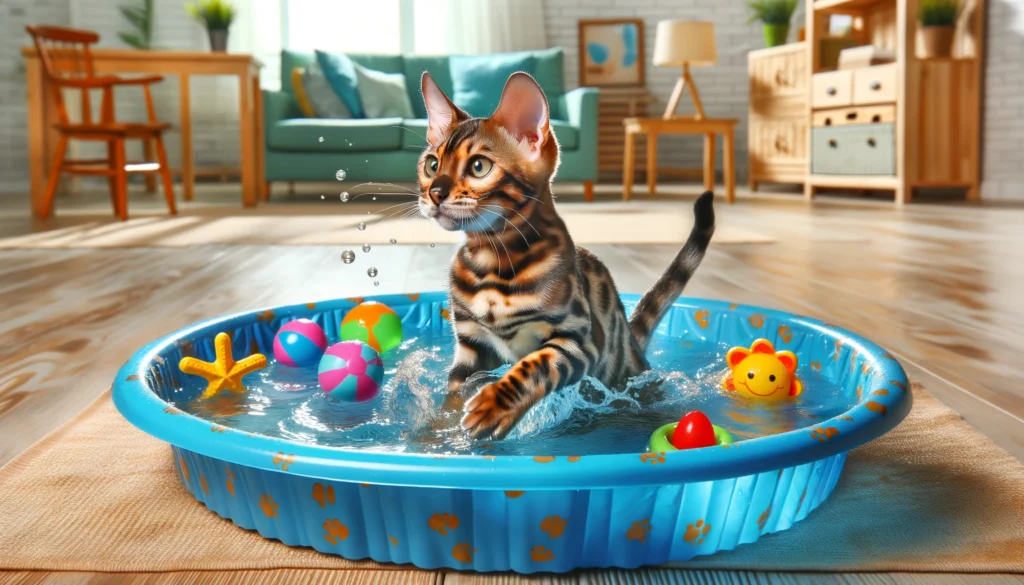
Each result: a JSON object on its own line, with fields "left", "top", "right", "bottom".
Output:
{"left": 475, "top": 210, "right": 516, "bottom": 277}
{"left": 480, "top": 205, "right": 535, "bottom": 245}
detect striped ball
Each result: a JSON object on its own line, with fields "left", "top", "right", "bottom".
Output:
{"left": 272, "top": 319, "right": 328, "bottom": 367}
{"left": 317, "top": 341, "right": 384, "bottom": 402}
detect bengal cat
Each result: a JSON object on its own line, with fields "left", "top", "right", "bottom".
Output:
{"left": 417, "top": 72, "right": 715, "bottom": 439}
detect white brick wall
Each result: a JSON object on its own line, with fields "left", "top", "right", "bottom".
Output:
{"left": 544, "top": 0, "right": 804, "bottom": 183}
{"left": 2, "top": 0, "right": 1021, "bottom": 199}
{"left": 981, "top": 0, "right": 1024, "bottom": 200}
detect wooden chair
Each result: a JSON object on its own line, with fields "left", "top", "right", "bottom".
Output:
{"left": 26, "top": 25, "right": 176, "bottom": 221}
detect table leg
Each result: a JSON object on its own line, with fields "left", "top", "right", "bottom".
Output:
{"left": 239, "top": 70, "right": 256, "bottom": 208}
{"left": 179, "top": 73, "right": 194, "bottom": 202}
{"left": 646, "top": 133, "right": 657, "bottom": 196}
{"left": 623, "top": 130, "right": 635, "bottom": 201}
{"left": 26, "top": 57, "right": 47, "bottom": 218}
{"left": 703, "top": 133, "right": 716, "bottom": 192}
{"left": 253, "top": 72, "right": 267, "bottom": 201}
{"left": 724, "top": 128, "right": 736, "bottom": 204}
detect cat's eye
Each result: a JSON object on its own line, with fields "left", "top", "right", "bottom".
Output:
{"left": 468, "top": 157, "right": 493, "bottom": 178}
{"left": 424, "top": 155, "right": 439, "bottom": 178}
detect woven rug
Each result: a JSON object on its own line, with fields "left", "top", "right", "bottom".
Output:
{"left": 0, "top": 384, "right": 1022, "bottom": 573}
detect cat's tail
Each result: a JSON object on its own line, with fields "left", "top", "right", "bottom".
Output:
{"left": 629, "top": 191, "right": 715, "bottom": 353}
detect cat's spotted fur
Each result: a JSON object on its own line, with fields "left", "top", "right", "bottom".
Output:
{"left": 417, "top": 72, "right": 715, "bottom": 439}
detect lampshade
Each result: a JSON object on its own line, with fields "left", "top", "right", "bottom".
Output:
{"left": 653, "top": 20, "right": 717, "bottom": 67}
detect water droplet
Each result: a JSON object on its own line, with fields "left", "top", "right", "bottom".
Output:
{"left": 361, "top": 244, "right": 371, "bottom": 253}
{"left": 318, "top": 136, "right": 324, "bottom": 142}
{"left": 335, "top": 169, "right": 346, "bottom": 181}
{"left": 389, "top": 238, "right": 397, "bottom": 244}
{"left": 374, "top": 281, "right": 379, "bottom": 286}
{"left": 320, "top": 195, "right": 324, "bottom": 200}
{"left": 341, "top": 250, "right": 356, "bottom": 264}
{"left": 357, "top": 222, "right": 366, "bottom": 231}
{"left": 372, "top": 196, "right": 377, "bottom": 201}
{"left": 429, "top": 243, "right": 435, "bottom": 248}
{"left": 340, "top": 191, "right": 349, "bottom": 202}
{"left": 367, "top": 267, "right": 378, "bottom": 278}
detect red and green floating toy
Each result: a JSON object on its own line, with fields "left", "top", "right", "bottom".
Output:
{"left": 649, "top": 411, "right": 735, "bottom": 452}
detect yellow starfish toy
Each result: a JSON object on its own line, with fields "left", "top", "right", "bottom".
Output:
{"left": 179, "top": 332, "right": 267, "bottom": 399}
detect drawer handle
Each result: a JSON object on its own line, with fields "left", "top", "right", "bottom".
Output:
{"left": 824, "top": 117, "right": 833, "bottom": 126}
{"left": 866, "top": 138, "right": 877, "bottom": 147}
{"left": 828, "top": 139, "right": 838, "bottom": 148}
{"left": 872, "top": 114, "right": 882, "bottom": 123}
{"left": 870, "top": 81, "right": 882, "bottom": 91}
{"left": 846, "top": 112, "right": 858, "bottom": 121}
{"left": 774, "top": 70, "right": 788, "bottom": 86}
{"left": 774, "top": 136, "right": 788, "bottom": 153}
{"left": 826, "top": 87, "right": 837, "bottom": 96}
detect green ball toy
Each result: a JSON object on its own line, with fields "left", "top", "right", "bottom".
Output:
{"left": 340, "top": 301, "right": 403, "bottom": 353}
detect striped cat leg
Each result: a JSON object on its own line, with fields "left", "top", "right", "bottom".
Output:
{"left": 461, "top": 338, "right": 590, "bottom": 439}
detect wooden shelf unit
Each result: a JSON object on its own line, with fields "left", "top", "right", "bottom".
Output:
{"left": 597, "top": 86, "right": 654, "bottom": 182}
{"left": 748, "top": 42, "right": 809, "bottom": 191}
{"left": 804, "top": 0, "right": 985, "bottom": 204}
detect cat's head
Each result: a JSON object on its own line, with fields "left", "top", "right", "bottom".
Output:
{"left": 417, "top": 72, "right": 559, "bottom": 232}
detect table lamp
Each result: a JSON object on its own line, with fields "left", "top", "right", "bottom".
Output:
{"left": 653, "top": 20, "right": 717, "bottom": 120}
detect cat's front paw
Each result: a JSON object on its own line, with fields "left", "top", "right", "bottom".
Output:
{"left": 461, "top": 382, "right": 522, "bottom": 440}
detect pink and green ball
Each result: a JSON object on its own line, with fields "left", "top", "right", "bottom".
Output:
{"left": 272, "top": 319, "right": 328, "bottom": 367}
{"left": 340, "top": 301, "right": 403, "bottom": 353}
{"left": 318, "top": 341, "right": 384, "bottom": 402}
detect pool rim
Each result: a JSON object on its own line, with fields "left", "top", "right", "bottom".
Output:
{"left": 112, "top": 293, "right": 911, "bottom": 491}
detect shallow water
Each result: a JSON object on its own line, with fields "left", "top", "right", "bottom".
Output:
{"left": 174, "top": 332, "right": 854, "bottom": 456}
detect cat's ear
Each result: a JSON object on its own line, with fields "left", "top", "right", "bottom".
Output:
{"left": 422, "top": 72, "right": 467, "bottom": 146}
{"left": 491, "top": 72, "right": 550, "bottom": 161}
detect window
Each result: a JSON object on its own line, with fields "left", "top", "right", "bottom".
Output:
{"left": 283, "top": 0, "right": 402, "bottom": 54}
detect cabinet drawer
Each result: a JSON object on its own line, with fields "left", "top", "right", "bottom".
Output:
{"left": 811, "top": 124, "right": 895, "bottom": 176}
{"left": 749, "top": 44, "right": 808, "bottom": 99}
{"left": 749, "top": 116, "right": 808, "bottom": 163}
{"left": 811, "top": 70, "right": 853, "bottom": 108}
{"left": 812, "top": 105, "right": 896, "bottom": 127}
{"left": 853, "top": 64, "right": 897, "bottom": 105}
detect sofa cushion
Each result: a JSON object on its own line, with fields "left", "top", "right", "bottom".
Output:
{"left": 354, "top": 64, "right": 414, "bottom": 118}
{"left": 315, "top": 51, "right": 365, "bottom": 118}
{"left": 404, "top": 56, "right": 453, "bottom": 118}
{"left": 290, "top": 68, "right": 316, "bottom": 117}
{"left": 450, "top": 53, "right": 537, "bottom": 118}
{"left": 281, "top": 50, "right": 315, "bottom": 91}
{"left": 301, "top": 63, "right": 352, "bottom": 119}
{"left": 268, "top": 118, "right": 404, "bottom": 152}
{"left": 399, "top": 118, "right": 578, "bottom": 150}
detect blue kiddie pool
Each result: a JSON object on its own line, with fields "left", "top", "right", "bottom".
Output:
{"left": 112, "top": 293, "right": 911, "bottom": 573}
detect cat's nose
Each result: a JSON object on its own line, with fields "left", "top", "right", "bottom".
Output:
{"left": 428, "top": 177, "right": 452, "bottom": 205}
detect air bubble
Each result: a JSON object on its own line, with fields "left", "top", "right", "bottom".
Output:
{"left": 373, "top": 281, "right": 379, "bottom": 286}
{"left": 358, "top": 222, "right": 367, "bottom": 231}
{"left": 341, "top": 250, "right": 356, "bottom": 264}
{"left": 335, "top": 169, "right": 346, "bottom": 181}
{"left": 429, "top": 243, "right": 435, "bottom": 247}
{"left": 390, "top": 238, "right": 397, "bottom": 244}
{"left": 361, "top": 244, "right": 371, "bottom": 253}
{"left": 340, "top": 192, "right": 350, "bottom": 202}
{"left": 318, "top": 136, "right": 324, "bottom": 142}
{"left": 367, "top": 267, "right": 378, "bottom": 278}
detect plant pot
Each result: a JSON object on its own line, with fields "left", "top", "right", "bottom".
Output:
{"left": 918, "top": 25, "right": 954, "bottom": 59}
{"left": 207, "top": 29, "right": 229, "bottom": 52}
{"left": 763, "top": 24, "right": 790, "bottom": 48}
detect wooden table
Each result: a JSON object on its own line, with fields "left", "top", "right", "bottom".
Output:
{"left": 22, "top": 49, "right": 264, "bottom": 216}
{"left": 623, "top": 117, "right": 737, "bottom": 203}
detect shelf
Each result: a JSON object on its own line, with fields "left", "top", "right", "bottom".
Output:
{"left": 808, "top": 174, "right": 899, "bottom": 188}
{"left": 813, "top": 0, "right": 891, "bottom": 14}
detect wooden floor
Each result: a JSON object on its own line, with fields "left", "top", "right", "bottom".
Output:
{"left": 2, "top": 184, "right": 1023, "bottom": 584}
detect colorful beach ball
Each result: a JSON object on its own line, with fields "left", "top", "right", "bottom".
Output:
{"left": 340, "top": 301, "right": 402, "bottom": 353}
{"left": 273, "top": 319, "right": 328, "bottom": 367}
{"left": 317, "top": 341, "right": 384, "bottom": 402}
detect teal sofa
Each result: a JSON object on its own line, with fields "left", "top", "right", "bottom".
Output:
{"left": 262, "top": 48, "right": 598, "bottom": 194}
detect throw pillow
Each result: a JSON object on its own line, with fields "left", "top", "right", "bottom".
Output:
{"left": 290, "top": 67, "right": 317, "bottom": 118}
{"left": 449, "top": 53, "right": 537, "bottom": 118}
{"left": 353, "top": 63, "right": 414, "bottom": 119}
{"left": 315, "top": 50, "right": 364, "bottom": 118}
{"left": 301, "top": 63, "right": 352, "bottom": 119}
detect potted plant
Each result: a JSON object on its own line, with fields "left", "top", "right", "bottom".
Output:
{"left": 748, "top": 0, "right": 799, "bottom": 48}
{"left": 918, "top": 0, "right": 959, "bottom": 58}
{"left": 186, "top": 0, "right": 236, "bottom": 53}
{"left": 118, "top": 0, "right": 154, "bottom": 50}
